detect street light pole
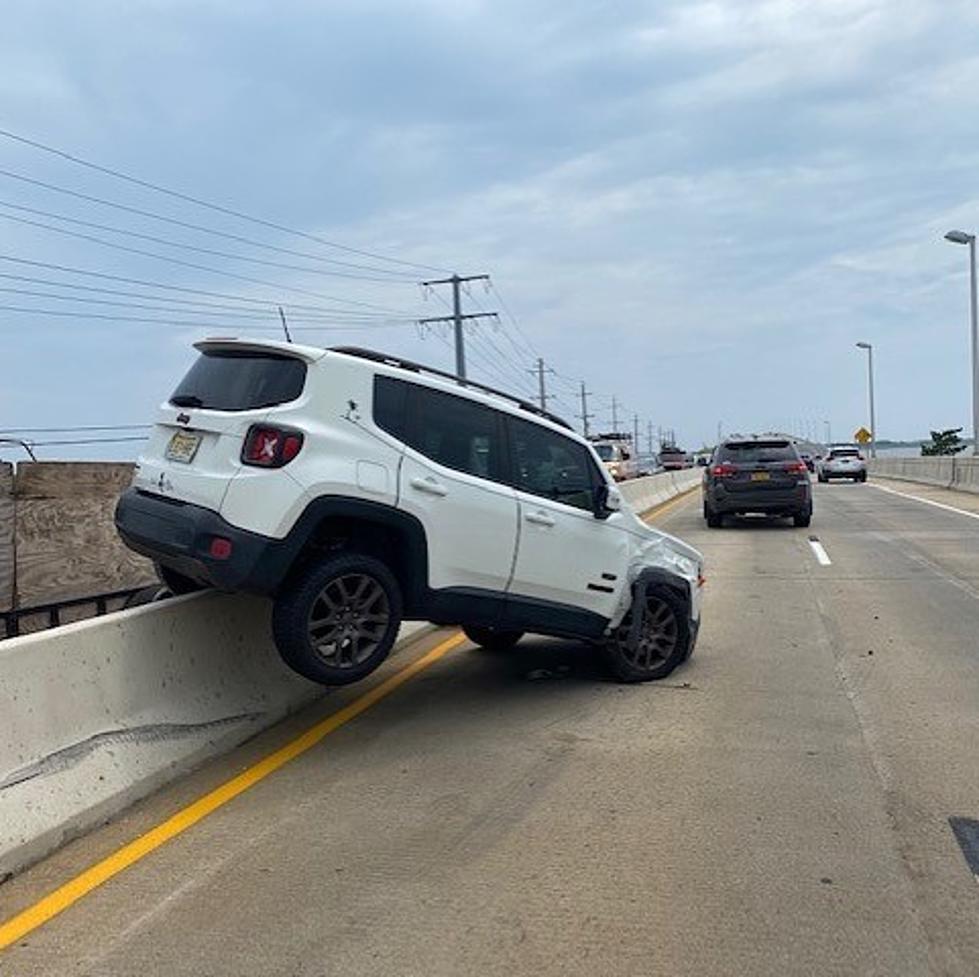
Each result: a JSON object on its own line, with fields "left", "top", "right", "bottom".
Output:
{"left": 856, "top": 342, "right": 876, "bottom": 459}
{"left": 943, "top": 230, "right": 979, "bottom": 455}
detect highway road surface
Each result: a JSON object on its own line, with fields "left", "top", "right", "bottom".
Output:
{"left": 2, "top": 478, "right": 979, "bottom": 976}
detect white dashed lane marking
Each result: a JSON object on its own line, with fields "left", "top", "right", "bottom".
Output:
{"left": 807, "top": 536, "right": 832, "bottom": 566}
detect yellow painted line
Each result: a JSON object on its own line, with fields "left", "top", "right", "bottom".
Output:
{"left": 641, "top": 484, "right": 700, "bottom": 523}
{"left": 0, "top": 631, "right": 466, "bottom": 951}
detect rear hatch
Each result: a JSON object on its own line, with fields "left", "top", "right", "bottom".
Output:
{"left": 827, "top": 449, "right": 862, "bottom": 469}
{"left": 712, "top": 440, "right": 807, "bottom": 491}
{"left": 132, "top": 340, "right": 318, "bottom": 513}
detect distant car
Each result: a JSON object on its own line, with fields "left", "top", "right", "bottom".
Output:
{"left": 817, "top": 447, "right": 867, "bottom": 483}
{"left": 799, "top": 452, "right": 815, "bottom": 473}
{"left": 659, "top": 446, "right": 689, "bottom": 471}
{"left": 702, "top": 437, "right": 812, "bottom": 528}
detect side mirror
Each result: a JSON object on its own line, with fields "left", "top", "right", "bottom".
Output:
{"left": 593, "top": 483, "right": 622, "bottom": 519}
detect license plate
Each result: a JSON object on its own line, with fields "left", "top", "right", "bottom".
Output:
{"left": 750, "top": 471, "right": 771, "bottom": 481}
{"left": 165, "top": 430, "right": 202, "bottom": 464}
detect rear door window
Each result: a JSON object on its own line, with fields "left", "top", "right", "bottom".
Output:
{"left": 170, "top": 351, "right": 306, "bottom": 411}
{"left": 405, "top": 386, "right": 506, "bottom": 482}
{"left": 718, "top": 442, "right": 798, "bottom": 463}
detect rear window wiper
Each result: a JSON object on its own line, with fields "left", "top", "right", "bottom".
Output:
{"left": 170, "top": 395, "right": 204, "bottom": 407}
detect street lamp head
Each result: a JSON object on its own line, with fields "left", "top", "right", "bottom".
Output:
{"left": 944, "top": 230, "right": 974, "bottom": 245}
{"left": 856, "top": 341, "right": 871, "bottom": 349}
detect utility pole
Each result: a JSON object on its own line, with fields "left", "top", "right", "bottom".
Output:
{"left": 647, "top": 420, "right": 655, "bottom": 455}
{"left": 611, "top": 396, "right": 620, "bottom": 432}
{"left": 528, "top": 357, "right": 555, "bottom": 412}
{"left": 632, "top": 413, "right": 640, "bottom": 452}
{"left": 419, "top": 274, "right": 495, "bottom": 380}
{"left": 578, "top": 381, "right": 594, "bottom": 438}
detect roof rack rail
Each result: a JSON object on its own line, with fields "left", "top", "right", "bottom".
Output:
{"left": 330, "top": 346, "right": 573, "bottom": 430}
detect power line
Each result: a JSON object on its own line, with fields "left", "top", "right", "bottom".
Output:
{"left": 0, "top": 252, "right": 418, "bottom": 317}
{"left": 0, "top": 304, "right": 411, "bottom": 331}
{"left": 0, "top": 168, "right": 421, "bottom": 279}
{"left": 0, "top": 286, "right": 417, "bottom": 323}
{"left": 0, "top": 259, "right": 414, "bottom": 316}
{"left": 0, "top": 424, "right": 151, "bottom": 434}
{"left": 0, "top": 200, "right": 416, "bottom": 283}
{"left": 0, "top": 126, "right": 451, "bottom": 275}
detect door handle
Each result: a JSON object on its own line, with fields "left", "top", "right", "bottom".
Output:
{"left": 409, "top": 476, "right": 448, "bottom": 497}
{"left": 525, "top": 510, "right": 556, "bottom": 527}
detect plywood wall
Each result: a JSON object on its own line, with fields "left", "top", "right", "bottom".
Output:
{"left": 0, "top": 462, "right": 154, "bottom": 612}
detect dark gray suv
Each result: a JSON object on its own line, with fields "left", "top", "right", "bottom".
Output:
{"left": 703, "top": 438, "right": 812, "bottom": 528}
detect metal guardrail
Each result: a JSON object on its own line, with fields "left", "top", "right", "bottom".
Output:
{"left": 2, "top": 585, "right": 159, "bottom": 639}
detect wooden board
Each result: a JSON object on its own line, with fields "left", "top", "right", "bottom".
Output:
{"left": 14, "top": 462, "right": 136, "bottom": 500}
{"left": 0, "top": 463, "right": 13, "bottom": 613}
{"left": 14, "top": 496, "right": 154, "bottom": 607}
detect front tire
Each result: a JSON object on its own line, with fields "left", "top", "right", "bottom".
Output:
{"left": 602, "top": 586, "right": 691, "bottom": 682}
{"left": 463, "top": 626, "right": 523, "bottom": 651}
{"left": 272, "top": 553, "right": 402, "bottom": 686}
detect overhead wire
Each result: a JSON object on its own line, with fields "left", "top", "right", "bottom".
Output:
{"left": 0, "top": 200, "right": 417, "bottom": 283}
{"left": 0, "top": 168, "right": 421, "bottom": 278}
{"left": 0, "top": 126, "right": 452, "bottom": 275}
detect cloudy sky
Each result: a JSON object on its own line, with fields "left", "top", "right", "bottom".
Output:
{"left": 2, "top": 0, "right": 979, "bottom": 459}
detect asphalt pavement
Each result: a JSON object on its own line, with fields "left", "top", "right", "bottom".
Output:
{"left": 2, "top": 478, "right": 978, "bottom": 976}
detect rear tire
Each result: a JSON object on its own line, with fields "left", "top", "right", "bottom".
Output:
{"left": 272, "top": 553, "right": 402, "bottom": 686}
{"left": 858, "top": 473, "right": 867, "bottom": 483}
{"left": 793, "top": 510, "right": 812, "bottom": 528}
{"left": 602, "top": 586, "right": 691, "bottom": 682}
{"left": 462, "top": 626, "right": 523, "bottom": 651}
{"left": 704, "top": 502, "right": 723, "bottom": 528}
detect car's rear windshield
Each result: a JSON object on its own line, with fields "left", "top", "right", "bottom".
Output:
{"left": 170, "top": 351, "right": 307, "bottom": 411}
{"left": 830, "top": 448, "right": 860, "bottom": 458}
{"left": 718, "top": 441, "right": 797, "bottom": 463}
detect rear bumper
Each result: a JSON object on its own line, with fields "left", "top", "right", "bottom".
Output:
{"left": 707, "top": 484, "right": 810, "bottom": 514}
{"left": 114, "top": 488, "right": 289, "bottom": 593}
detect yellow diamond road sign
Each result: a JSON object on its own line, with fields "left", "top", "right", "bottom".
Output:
{"left": 854, "top": 427, "right": 872, "bottom": 444}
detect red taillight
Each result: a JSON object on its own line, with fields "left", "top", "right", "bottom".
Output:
{"left": 242, "top": 426, "right": 304, "bottom": 468}
{"left": 711, "top": 463, "right": 736, "bottom": 477}
{"left": 784, "top": 461, "right": 808, "bottom": 474}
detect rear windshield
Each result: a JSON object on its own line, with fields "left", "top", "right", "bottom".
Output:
{"left": 170, "top": 351, "right": 306, "bottom": 411}
{"left": 718, "top": 441, "right": 797, "bottom": 463}
{"left": 660, "top": 448, "right": 685, "bottom": 457}
{"left": 830, "top": 449, "right": 860, "bottom": 458}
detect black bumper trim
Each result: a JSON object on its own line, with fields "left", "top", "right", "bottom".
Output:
{"left": 114, "top": 489, "right": 290, "bottom": 593}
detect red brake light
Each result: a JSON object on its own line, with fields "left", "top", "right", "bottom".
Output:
{"left": 711, "top": 463, "right": 736, "bottom": 477}
{"left": 785, "top": 461, "right": 808, "bottom": 474}
{"left": 242, "top": 426, "right": 304, "bottom": 467}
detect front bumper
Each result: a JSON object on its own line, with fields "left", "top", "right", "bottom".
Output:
{"left": 114, "top": 488, "right": 289, "bottom": 593}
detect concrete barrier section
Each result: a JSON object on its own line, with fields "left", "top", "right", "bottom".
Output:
{"left": 0, "top": 593, "right": 427, "bottom": 878}
{"left": 618, "top": 468, "right": 701, "bottom": 514}
{"left": 869, "top": 457, "right": 979, "bottom": 495}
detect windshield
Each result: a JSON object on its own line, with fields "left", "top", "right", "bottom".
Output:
{"left": 594, "top": 444, "right": 615, "bottom": 461}
{"left": 170, "top": 351, "right": 306, "bottom": 411}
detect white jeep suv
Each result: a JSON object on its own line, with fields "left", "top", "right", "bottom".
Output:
{"left": 116, "top": 340, "right": 704, "bottom": 686}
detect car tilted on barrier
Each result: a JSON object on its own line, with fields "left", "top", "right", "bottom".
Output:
{"left": 115, "top": 341, "right": 704, "bottom": 686}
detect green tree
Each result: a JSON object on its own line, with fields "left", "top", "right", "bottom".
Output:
{"left": 921, "top": 427, "right": 967, "bottom": 456}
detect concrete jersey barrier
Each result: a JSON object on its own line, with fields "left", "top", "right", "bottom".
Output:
{"left": 868, "top": 457, "right": 979, "bottom": 495}
{"left": 0, "top": 592, "right": 427, "bottom": 879}
{"left": 618, "top": 468, "right": 702, "bottom": 515}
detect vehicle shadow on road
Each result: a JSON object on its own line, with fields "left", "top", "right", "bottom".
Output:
{"left": 716, "top": 516, "right": 801, "bottom": 531}
{"left": 463, "top": 636, "right": 617, "bottom": 687}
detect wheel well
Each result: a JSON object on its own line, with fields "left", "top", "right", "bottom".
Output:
{"left": 285, "top": 514, "right": 426, "bottom": 613}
